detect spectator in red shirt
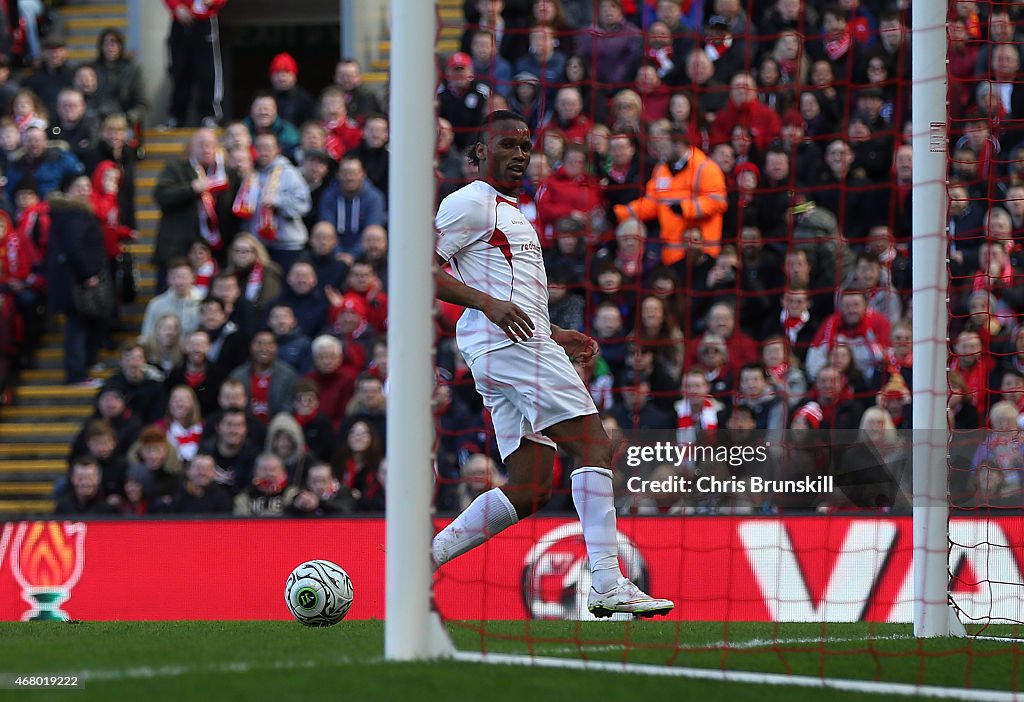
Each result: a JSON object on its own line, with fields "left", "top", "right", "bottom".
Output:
{"left": 307, "top": 334, "right": 360, "bottom": 429}
{"left": 805, "top": 290, "right": 891, "bottom": 381}
{"left": 536, "top": 143, "right": 605, "bottom": 237}
{"left": 320, "top": 86, "right": 363, "bottom": 161}
{"left": 709, "top": 73, "right": 781, "bottom": 152}
{"left": 340, "top": 259, "right": 387, "bottom": 333}
{"left": 538, "top": 87, "right": 593, "bottom": 145}
{"left": 950, "top": 330, "right": 996, "bottom": 413}
{"left": 694, "top": 301, "right": 760, "bottom": 370}
{"left": 0, "top": 208, "right": 40, "bottom": 351}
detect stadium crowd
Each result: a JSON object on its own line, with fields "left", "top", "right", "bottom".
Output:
{"left": 0, "top": 0, "right": 1020, "bottom": 517}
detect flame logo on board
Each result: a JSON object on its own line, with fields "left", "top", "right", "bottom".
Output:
{"left": 10, "top": 522, "right": 87, "bottom": 621}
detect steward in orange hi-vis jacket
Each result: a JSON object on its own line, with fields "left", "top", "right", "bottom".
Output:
{"left": 613, "top": 128, "right": 727, "bottom": 265}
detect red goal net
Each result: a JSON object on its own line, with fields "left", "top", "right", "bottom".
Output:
{"left": 429, "top": 0, "right": 1024, "bottom": 692}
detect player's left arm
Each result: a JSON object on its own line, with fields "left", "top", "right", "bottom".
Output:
{"left": 551, "top": 325, "right": 599, "bottom": 365}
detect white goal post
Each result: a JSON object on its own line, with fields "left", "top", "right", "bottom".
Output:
{"left": 384, "top": 0, "right": 453, "bottom": 661}
{"left": 910, "top": 0, "right": 964, "bottom": 639}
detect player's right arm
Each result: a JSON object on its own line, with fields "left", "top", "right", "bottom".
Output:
{"left": 434, "top": 190, "right": 534, "bottom": 342}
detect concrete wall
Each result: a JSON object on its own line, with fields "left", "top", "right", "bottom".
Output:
{"left": 342, "top": 0, "right": 390, "bottom": 70}
{"left": 126, "top": 0, "right": 171, "bottom": 127}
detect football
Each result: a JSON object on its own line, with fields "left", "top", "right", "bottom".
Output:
{"left": 284, "top": 560, "right": 354, "bottom": 627}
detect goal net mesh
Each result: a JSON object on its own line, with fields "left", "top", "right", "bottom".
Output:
{"left": 428, "top": 0, "right": 1024, "bottom": 686}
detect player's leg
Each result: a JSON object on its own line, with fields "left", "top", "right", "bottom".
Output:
{"left": 543, "top": 413, "right": 620, "bottom": 591}
{"left": 431, "top": 439, "right": 554, "bottom": 568}
{"left": 545, "top": 413, "right": 674, "bottom": 617}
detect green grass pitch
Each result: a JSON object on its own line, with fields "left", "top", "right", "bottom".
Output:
{"left": 0, "top": 620, "right": 1020, "bottom": 701}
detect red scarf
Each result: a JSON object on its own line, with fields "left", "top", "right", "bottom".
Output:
{"left": 293, "top": 409, "right": 316, "bottom": 428}
{"left": 617, "top": 249, "right": 643, "bottom": 279}
{"left": 0, "top": 212, "right": 34, "bottom": 285}
{"left": 17, "top": 202, "right": 50, "bottom": 256}
{"left": 244, "top": 262, "right": 264, "bottom": 302}
{"left": 950, "top": 354, "right": 994, "bottom": 409}
{"left": 14, "top": 111, "right": 36, "bottom": 132}
{"left": 194, "top": 155, "right": 228, "bottom": 250}
{"left": 254, "top": 472, "right": 288, "bottom": 495}
{"left": 233, "top": 174, "right": 258, "bottom": 220}
{"left": 256, "top": 167, "right": 282, "bottom": 242}
{"left": 849, "top": 16, "right": 870, "bottom": 43}
{"left": 781, "top": 310, "right": 809, "bottom": 344}
{"left": 645, "top": 46, "right": 674, "bottom": 76}
{"left": 184, "top": 368, "right": 207, "bottom": 388}
{"left": 824, "top": 30, "right": 851, "bottom": 61}
{"left": 324, "top": 118, "right": 363, "bottom": 160}
{"left": 167, "top": 421, "right": 203, "bottom": 462}
{"left": 974, "top": 259, "right": 1013, "bottom": 290}
{"left": 250, "top": 367, "right": 272, "bottom": 422}
{"left": 676, "top": 397, "right": 718, "bottom": 445}
{"left": 194, "top": 260, "right": 218, "bottom": 297}
{"left": 782, "top": 313, "right": 805, "bottom": 331}
{"left": 767, "top": 362, "right": 789, "bottom": 386}
{"left": 704, "top": 36, "right": 733, "bottom": 61}
{"left": 816, "top": 309, "right": 885, "bottom": 359}
{"left": 342, "top": 457, "right": 358, "bottom": 489}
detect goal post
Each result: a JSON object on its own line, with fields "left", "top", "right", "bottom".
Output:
{"left": 910, "top": 0, "right": 958, "bottom": 639}
{"left": 384, "top": 0, "right": 451, "bottom": 661}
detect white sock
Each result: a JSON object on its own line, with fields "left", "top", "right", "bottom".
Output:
{"left": 432, "top": 488, "right": 518, "bottom": 567}
{"left": 571, "top": 466, "right": 624, "bottom": 593}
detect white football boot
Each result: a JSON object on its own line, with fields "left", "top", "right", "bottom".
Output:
{"left": 587, "top": 577, "right": 675, "bottom": 618}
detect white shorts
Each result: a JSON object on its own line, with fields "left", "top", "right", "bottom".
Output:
{"left": 469, "top": 338, "right": 598, "bottom": 460}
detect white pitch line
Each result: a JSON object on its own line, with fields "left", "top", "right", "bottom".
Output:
{"left": 534, "top": 632, "right": 918, "bottom": 656}
{"left": 80, "top": 656, "right": 384, "bottom": 682}
{"left": 454, "top": 651, "right": 1022, "bottom": 701}
{"left": 971, "top": 636, "right": 1024, "bottom": 645}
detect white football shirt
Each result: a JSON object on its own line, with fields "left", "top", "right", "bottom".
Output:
{"left": 435, "top": 180, "right": 552, "bottom": 364}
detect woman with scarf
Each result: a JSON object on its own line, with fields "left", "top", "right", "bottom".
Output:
{"left": 331, "top": 419, "right": 385, "bottom": 512}
{"left": 226, "top": 233, "right": 282, "bottom": 315}
{"left": 761, "top": 334, "right": 807, "bottom": 409}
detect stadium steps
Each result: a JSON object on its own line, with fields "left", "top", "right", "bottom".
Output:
{"left": 0, "top": 405, "right": 92, "bottom": 419}
{"left": 0, "top": 122, "right": 194, "bottom": 517}
{"left": 0, "top": 500, "right": 55, "bottom": 514}
{"left": 62, "top": 3, "right": 129, "bottom": 62}
{"left": 0, "top": 482, "right": 55, "bottom": 496}
{"left": 0, "top": 444, "right": 70, "bottom": 457}
{"left": 362, "top": 0, "right": 463, "bottom": 85}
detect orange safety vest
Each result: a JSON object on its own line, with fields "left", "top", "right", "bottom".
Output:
{"left": 614, "top": 147, "right": 727, "bottom": 265}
